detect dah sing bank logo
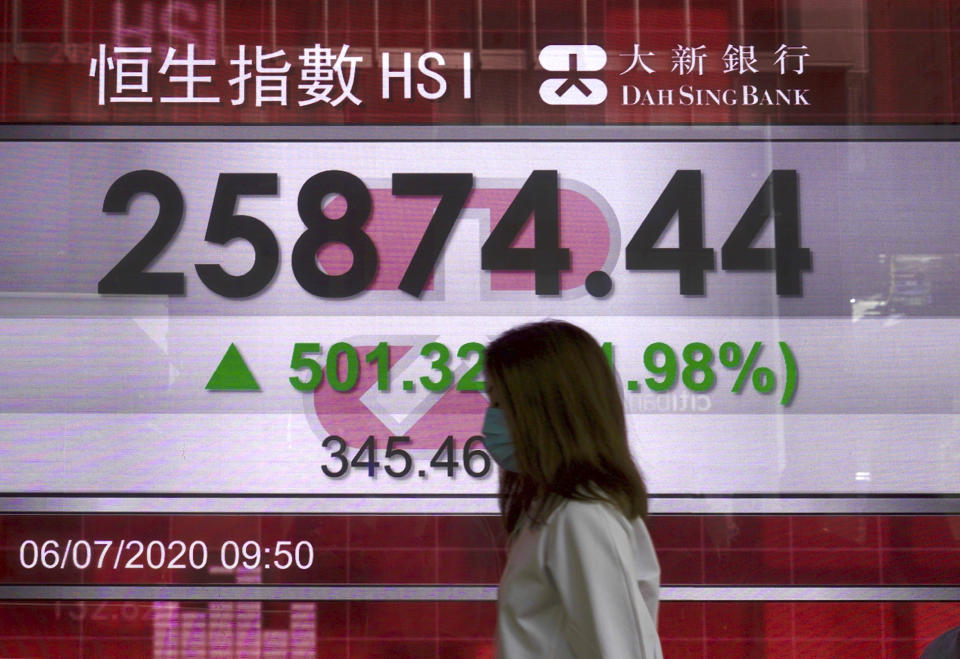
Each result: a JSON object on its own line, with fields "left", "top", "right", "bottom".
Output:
{"left": 538, "top": 45, "right": 608, "bottom": 105}
{"left": 538, "top": 43, "right": 812, "bottom": 108}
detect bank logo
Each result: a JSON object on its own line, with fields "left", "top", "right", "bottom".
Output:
{"left": 538, "top": 45, "right": 607, "bottom": 105}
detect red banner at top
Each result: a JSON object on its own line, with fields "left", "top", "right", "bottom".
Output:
{"left": 1, "top": 0, "right": 957, "bottom": 124}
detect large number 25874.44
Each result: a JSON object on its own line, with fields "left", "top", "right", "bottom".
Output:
{"left": 98, "top": 168, "right": 810, "bottom": 299}
{"left": 97, "top": 170, "right": 567, "bottom": 299}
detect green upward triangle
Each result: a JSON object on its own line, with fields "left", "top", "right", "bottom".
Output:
{"left": 205, "top": 343, "right": 261, "bottom": 391}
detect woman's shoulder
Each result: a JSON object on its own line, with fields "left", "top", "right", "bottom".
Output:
{"left": 546, "top": 497, "right": 661, "bottom": 585}
{"left": 541, "top": 498, "right": 658, "bottom": 574}
{"left": 545, "top": 497, "right": 639, "bottom": 539}
{"left": 553, "top": 497, "right": 622, "bottom": 516}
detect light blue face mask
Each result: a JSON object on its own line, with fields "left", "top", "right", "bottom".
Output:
{"left": 481, "top": 406, "right": 520, "bottom": 473}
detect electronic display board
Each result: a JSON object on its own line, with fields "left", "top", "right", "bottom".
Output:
{"left": 2, "top": 1, "right": 960, "bottom": 657}
{"left": 2, "top": 134, "right": 959, "bottom": 501}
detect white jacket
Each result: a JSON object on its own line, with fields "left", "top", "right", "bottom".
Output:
{"left": 496, "top": 499, "right": 663, "bottom": 658}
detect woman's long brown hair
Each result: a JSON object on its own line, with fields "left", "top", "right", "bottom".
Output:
{"left": 485, "top": 320, "right": 648, "bottom": 534}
